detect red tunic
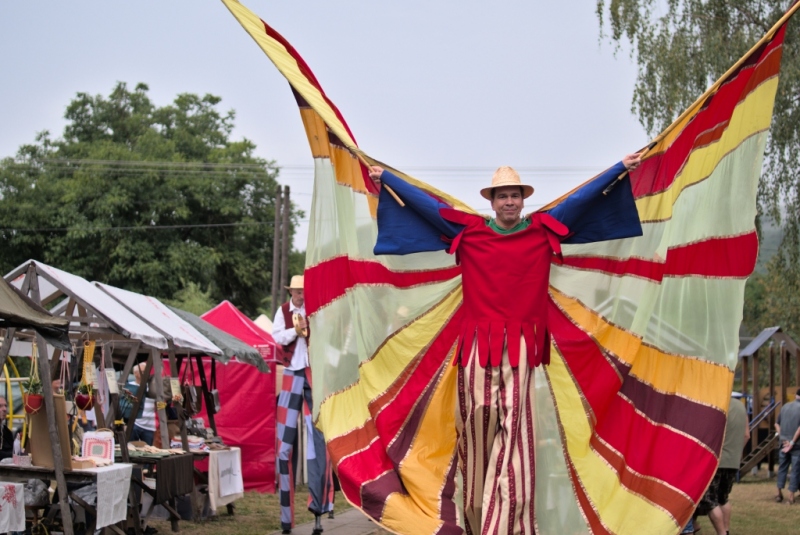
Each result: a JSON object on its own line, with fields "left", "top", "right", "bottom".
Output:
{"left": 440, "top": 208, "right": 569, "bottom": 368}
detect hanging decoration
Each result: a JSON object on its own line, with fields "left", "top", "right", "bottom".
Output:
{"left": 75, "top": 340, "right": 97, "bottom": 411}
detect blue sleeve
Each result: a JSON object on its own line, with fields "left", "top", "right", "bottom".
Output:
{"left": 374, "top": 170, "right": 465, "bottom": 255}
{"left": 546, "top": 161, "right": 643, "bottom": 244}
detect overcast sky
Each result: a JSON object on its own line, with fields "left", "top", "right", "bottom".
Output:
{"left": 0, "top": 1, "right": 650, "bottom": 249}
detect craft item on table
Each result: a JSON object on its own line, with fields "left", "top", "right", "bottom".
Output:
{"left": 82, "top": 429, "right": 115, "bottom": 464}
{"left": 90, "top": 464, "right": 132, "bottom": 528}
{"left": 12, "top": 454, "right": 31, "bottom": 467}
{"left": 171, "top": 435, "right": 209, "bottom": 452}
{"left": 0, "top": 482, "right": 25, "bottom": 533}
{"left": 71, "top": 455, "right": 113, "bottom": 469}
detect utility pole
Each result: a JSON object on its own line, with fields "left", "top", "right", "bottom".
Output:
{"left": 271, "top": 186, "right": 283, "bottom": 317}
{"left": 280, "top": 185, "right": 291, "bottom": 305}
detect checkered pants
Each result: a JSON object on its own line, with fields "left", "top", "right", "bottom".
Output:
{"left": 277, "top": 367, "right": 334, "bottom": 530}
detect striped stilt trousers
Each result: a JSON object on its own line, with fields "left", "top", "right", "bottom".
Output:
{"left": 457, "top": 339, "right": 537, "bottom": 535}
{"left": 277, "top": 367, "right": 334, "bottom": 531}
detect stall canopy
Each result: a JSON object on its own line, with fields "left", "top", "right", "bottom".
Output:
{"left": 202, "top": 301, "right": 278, "bottom": 362}
{"left": 0, "top": 277, "right": 70, "bottom": 350}
{"left": 94, "top": 282, "right": 223, "bottom": 358}
{"left": 7, "top": 260, "right": 169, "bottom": 350}
{"left": 168, "top": 307, "right": 268, "bottom": 373}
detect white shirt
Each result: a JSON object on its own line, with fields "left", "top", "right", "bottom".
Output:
{"left": 272, "top": 300, "right": 309, "bottom": 371}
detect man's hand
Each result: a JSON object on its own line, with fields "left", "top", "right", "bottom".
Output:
{"left": 294, "top": 315, "right": 308, "bottom": 337}
{"left": 622, "top": 152, "right": 643, "bottom": 171}
{"left": 368, "top": 166, "right": 384, "bottom": 181}
{"left": 782, "top": 439, "right": 795, "bottom": 454}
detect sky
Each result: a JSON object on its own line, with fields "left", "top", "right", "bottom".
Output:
{"left": 0, "top": 1, "right": 650, "bottom": 249}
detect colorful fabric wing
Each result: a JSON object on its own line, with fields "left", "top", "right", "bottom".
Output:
{"left": 222, "top": 0, "right": 797, "bottom": 533}
{"left": 538, "top": 9, "right": 796, "bottom": 534}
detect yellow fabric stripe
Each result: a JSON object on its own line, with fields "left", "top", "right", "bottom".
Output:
{"left": 221, "top": 0, "right": 357, "bottom": 150}
{"left": 222, "top": 0, "right": 478, "bottom": 216}
{"left": 636, "top": 78, "right": 778, "bottom": 222}
{"left": 317, "top": 286, "right": 463, "bottom": 440}
{"left": 382, "top": 362, "right": 459, "bottom": 531}
{"left": 551, "top": 290, "right": 733, "bottom": 411}
{"left": 548, "top": 349, "right": 678, "bottom": 535}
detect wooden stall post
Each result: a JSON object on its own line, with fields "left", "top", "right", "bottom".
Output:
{"left": 126, "top": 355, "right": 152, "bottom": 443}
{"left": 751, "top": 349, "right": 760, "bottom": 453}
{"left": 26, "top": 265, "right": 74, "bottom": 535}
{"left": 0, "top": 327, "right": 16, "bottom": 372}
{"left": 166, "top": 345, "right": 189, "bottom": 452}
{"left": 150, "top": 349, "right": 170, "bottom": 450}
{"left": 768, "top": 342, "right": 776, "bottom": 475}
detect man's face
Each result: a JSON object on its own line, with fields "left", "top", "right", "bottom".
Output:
{"left": 491, "top": 186, "right": 524, "bottom": 228}
{"left": 0, "top": 398, "right": 8, "bottom": 421}
{"left": 290, "top": 288, "right": 304, "bottom": 307}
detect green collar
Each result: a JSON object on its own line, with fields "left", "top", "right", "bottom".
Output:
{"left": 487, "top": 217, "right": 530, "bottom": 234}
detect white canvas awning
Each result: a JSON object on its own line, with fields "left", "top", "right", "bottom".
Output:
{"left": 5, "top": 260, "right": 169, "bottom": 350}
{"left": 95, "top": 282, "right": 222, "bottom": 356}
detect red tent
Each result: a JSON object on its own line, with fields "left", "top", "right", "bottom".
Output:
{"left": 198, "top": 301, "right": 279, "bottom": 492}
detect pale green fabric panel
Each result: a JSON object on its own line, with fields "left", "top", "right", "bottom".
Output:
{"left": 310, "top": 278, "right": 462, "bottom": 417}
{"left": 666, "top": 134, "right": 764, "bottom": 246}
{"left": 534, "top": 367, "right": 589, "bottom": 534}
{"left": 307, "top": 158, "right": 456, "bottom": 270}
{"left": 648, "top": 277, "right": 747, "bottom": 367}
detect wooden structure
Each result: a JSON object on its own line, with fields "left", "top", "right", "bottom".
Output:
{"left": 3, "top": 260, "right": 225, "bottom": 533}
{"left": 738, "top": 326, "right": 800, "bottom": 474}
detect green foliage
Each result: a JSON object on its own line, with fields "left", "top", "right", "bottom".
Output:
{"left": 0, "top": 82, "right": 303, "bottom": 316}
{"left": 744, "top": 254, "right": 800, "bottom": 340}
{"left": 162, "top": 280, "right": 217, "bottom": 317}
{"left": 597, "top": 1, "right": 800, "bottom": 339}
{"left": 23, "top": 376, "right": 42, "bottom": 395}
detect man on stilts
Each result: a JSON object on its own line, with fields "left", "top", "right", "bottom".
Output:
{"left": 273, "top": 275, "right": 334, "bottom": 534}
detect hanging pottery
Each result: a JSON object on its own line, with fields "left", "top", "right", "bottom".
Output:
{"left": 24, "top": 393, "right": 44, "bottom": 415}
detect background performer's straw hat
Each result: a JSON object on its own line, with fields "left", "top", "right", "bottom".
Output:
{"left": 480, "top": 166, "right": 534, "bottom": 200}
{"left": 285, "top": 275, "right": 304, "bottom": 290}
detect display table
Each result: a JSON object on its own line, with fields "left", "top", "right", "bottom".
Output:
{"left": 0, "top": 481, "right": 25, "bottom": 533}
{"left": 121, "top": 452, "right": 195, "bottom": 531}
{"left": 194, "top": 447, "right": 244, "bottom": 514}
{"left": 0, "top": 463, "right": 133, "bottom": 533}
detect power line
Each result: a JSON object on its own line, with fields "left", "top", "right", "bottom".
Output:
{"left": 0, "top": 221, "right": 312, "bottom": 233}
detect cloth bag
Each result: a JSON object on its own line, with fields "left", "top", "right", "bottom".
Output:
{"left": 205, "top": 359, "right": 221, "bottom": 415}
{"left": 182, "top": 357, "right": 203, "bottom": 416}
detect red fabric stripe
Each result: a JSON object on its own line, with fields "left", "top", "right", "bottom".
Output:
{"left": 549, "top": 299, "right": 718, "bottom": 501}
{"left": 596, "top": 395, "right": 719, "bottom": 499}
{"left": 560, "top": 231, "right": 758, "bottom": 281}
{"left": 326, "top": 308, "right": 461, "bottom": 512}
{"left": 631, "top": 30, "right": 785, "bottom": 198}
{"left": 304, "top": 256, "right": 461, "bottom": 315}
{"left": 259, "top": 21, "right": 378, "bottom": 194}
{"left": 665, "top": 231, "right": 758, "bottom": 278}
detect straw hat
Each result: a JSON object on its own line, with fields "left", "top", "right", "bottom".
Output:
{"left": 480, "top": 166, "right": 534, "bottom": 200}
{"left": 285, "top": 275, "right": 304, "bottom": 290}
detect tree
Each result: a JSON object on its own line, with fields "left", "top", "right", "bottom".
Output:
{"left": 0, "top": 82, "right": 303, "bottom": 316}
{"left": 596, "top": 1, "right": 800, "bottom": 334}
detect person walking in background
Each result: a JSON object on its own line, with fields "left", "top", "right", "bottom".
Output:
{"left": 776, "top": 388, "right": 800, "bottom": 504}
{"left": 273, "top": 275, "right": 334, "bottom": 534}
{"left": 702, "top": 394, "right": 749, "bottom": 534}
{"left": 127, "top": 362, "right": 157, "bottom": 446}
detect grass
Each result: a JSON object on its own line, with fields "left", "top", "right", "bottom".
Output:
{"left": 147, "top": 472, "right": 800, "bottom": 535}
{"left": 693, "top": 468, "right": 800, "bottom": 535}
{"left": 148, "top": 485, "right": 352, "bottom": 535}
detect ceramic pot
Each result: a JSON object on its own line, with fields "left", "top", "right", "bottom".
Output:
{"left": 75, "top": 392, "right": 94, "bottom": 411}
{"left": 24, "top": 393, "right": 44, "bottom": 414}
